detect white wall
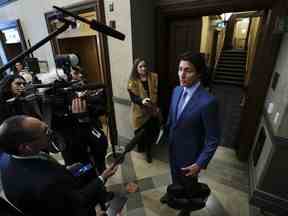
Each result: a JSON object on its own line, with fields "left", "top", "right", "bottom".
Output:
{"left": 0, "top": 0, "right": 83, "bottom": 69}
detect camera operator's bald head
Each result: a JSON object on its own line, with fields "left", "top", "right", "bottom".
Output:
{"left": 0, "top": 115, "right": 48, "bottom": 156}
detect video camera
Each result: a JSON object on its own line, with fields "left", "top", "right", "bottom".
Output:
{"left": 43, "top": 79, "right": 106, "bottom": 117}
{"left": 55, "top": 54, "right": 79, "bottom": 75}
{"left": 17, "top": 79, "right": 105, "bottom": 122}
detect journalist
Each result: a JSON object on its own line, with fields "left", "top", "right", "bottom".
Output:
{"left": 0, "top": 74, "right": 42, "bottom": 124}
{"left": 0, "top": 115, "right": 118, "bottom": 216}
{"left": 51, "top": 68, "right": 108, "bottom": 174}
{"left": 14, "top": 61, "right": 33, "bottom": 83}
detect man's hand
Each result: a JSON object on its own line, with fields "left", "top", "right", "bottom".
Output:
{"left": 100, "top": 165, "right": 118, "bottom": 181}
{"left": 181, "top": 163, "right": 201, "bottom": 176}
{"left": 72, "top": 97, "right": 87, "bottom": 113}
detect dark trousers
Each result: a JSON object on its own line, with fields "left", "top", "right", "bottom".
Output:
{"left": 134, "top": 117, "right": 160, "bottom": 158}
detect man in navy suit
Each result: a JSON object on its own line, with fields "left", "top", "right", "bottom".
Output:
{"left": 161, "top": 52, "right": 220, "bottom": 215}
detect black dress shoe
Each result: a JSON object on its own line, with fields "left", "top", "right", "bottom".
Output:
{"left": 160, "top": 193, "right": 168, "bottom": 204}
{"left": 146, "top": 154, "right": 152, "bottom": 163}
{"left": 177, "top": 209, "right": 191, "bottom": 216}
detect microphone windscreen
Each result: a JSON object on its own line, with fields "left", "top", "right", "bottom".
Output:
{"left": 90, "top": 20, "right": 125, "bottom": 41}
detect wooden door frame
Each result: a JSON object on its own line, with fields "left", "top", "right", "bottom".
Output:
{"left": 45, "top": 0, "right": 98, "bottom": 57}
{"left": 0, "top": 19, "right": 27, "bottom": 56}
{"left": 156, "top": 0, "right": 281, "bottom": 161}
{"left": 210, "top": 29, "right": 219, "bottom": 68}
{"left": 45, "top": 0, "right": 118, "bottom": 147}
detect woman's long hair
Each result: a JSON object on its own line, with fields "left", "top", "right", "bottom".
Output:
{"left": 129, "top": 58, "right": 147, "bottom": 81}
{"left": 0, "top": 75, "right": 25, "bottom": 100}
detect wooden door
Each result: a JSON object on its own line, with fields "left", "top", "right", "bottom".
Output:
{"left": 168, "top": 18, "right": 202, "bottom": 88}
{"left": 58, "top": 36, "right": 102, "bottom": 82}
{"left": 159, "top": 18, "right": 202, "bottom": 119}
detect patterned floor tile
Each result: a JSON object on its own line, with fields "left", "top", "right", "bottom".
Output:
{"left": 126, "top": 207, "right": 146, "bottom": 216}
{"left": 151, "top": 172, "right": 171, "bottom": 188}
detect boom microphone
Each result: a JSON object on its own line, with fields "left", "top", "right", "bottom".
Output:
{"left": 53, "top": 6, "right": 125, "bottom": 41}
{"left": 111, "top": 129, "right": 145, "bottom": 167}
{"left": 124, "top": 129, "right": 145, "bottom": 153}
{"left": 6, "top": 93, "right": 39, "bottom": 103}
{"left": 27, "top": 83, "right": 55, "bottom": 89}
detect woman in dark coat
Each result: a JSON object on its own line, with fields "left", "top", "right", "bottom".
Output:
{"left": 0, "top": 74, "right": 42, "bottom": 124}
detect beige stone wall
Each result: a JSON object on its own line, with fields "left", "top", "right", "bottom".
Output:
{"left": 104, "top": 0, "right": 134, "bottom": 138}
{"left": 104, "top": 0, "right": 133, "bottom": 100}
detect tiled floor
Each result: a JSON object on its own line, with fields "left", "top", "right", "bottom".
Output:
{"left": 0, "top": 142, "right": 252, "bottom": 216}
{"left": 105, "top": 142, "right": 251, "bottom": 216}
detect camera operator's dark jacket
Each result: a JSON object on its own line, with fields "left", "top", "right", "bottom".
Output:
{"left": 51, "top": 87, "right": 108, "bottom": 169}
{"left": 1, "top": 155, "right": 106, "bottom": 216}
{"left": 0, "top": 98, "right": 42, "bottom": 124}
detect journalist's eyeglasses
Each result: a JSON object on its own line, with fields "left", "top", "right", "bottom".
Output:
{"left": 14, "top": 82, "right": 26, "bottom": 86}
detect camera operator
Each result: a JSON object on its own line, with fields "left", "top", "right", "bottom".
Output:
{"left": 70, "top": 66, "right": 84, "bottom": 82}
{"left": 14, "top": 61, "right": 33, "bottom": 83}
{"left": 51, "top": 66, "right": 108, "bottom": 174}
{"left": 0, "top": 74, "right": 42, "bottom": 124}
{"left": 0, "top": 115, "right": 118, "bottom": 216}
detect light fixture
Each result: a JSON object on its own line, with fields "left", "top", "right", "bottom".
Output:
{"left": 241, "top": 29, "right": 247, "bottom": 34}
{"left": 216, "top": 13, "right": 233, "bottom": 29}
{"left": 220, "top": 13, "right": 233, "bottom": 22}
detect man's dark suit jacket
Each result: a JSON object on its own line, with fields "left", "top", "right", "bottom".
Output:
{"left": 167, "top": 85, "right": 220, "bottom": 182}
{"left": 1, "top": 156, "right": 106, "bottom": 216}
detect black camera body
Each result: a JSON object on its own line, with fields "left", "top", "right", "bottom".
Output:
{"left": 42, "top": 80, "right": 107, "bottom": 118}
